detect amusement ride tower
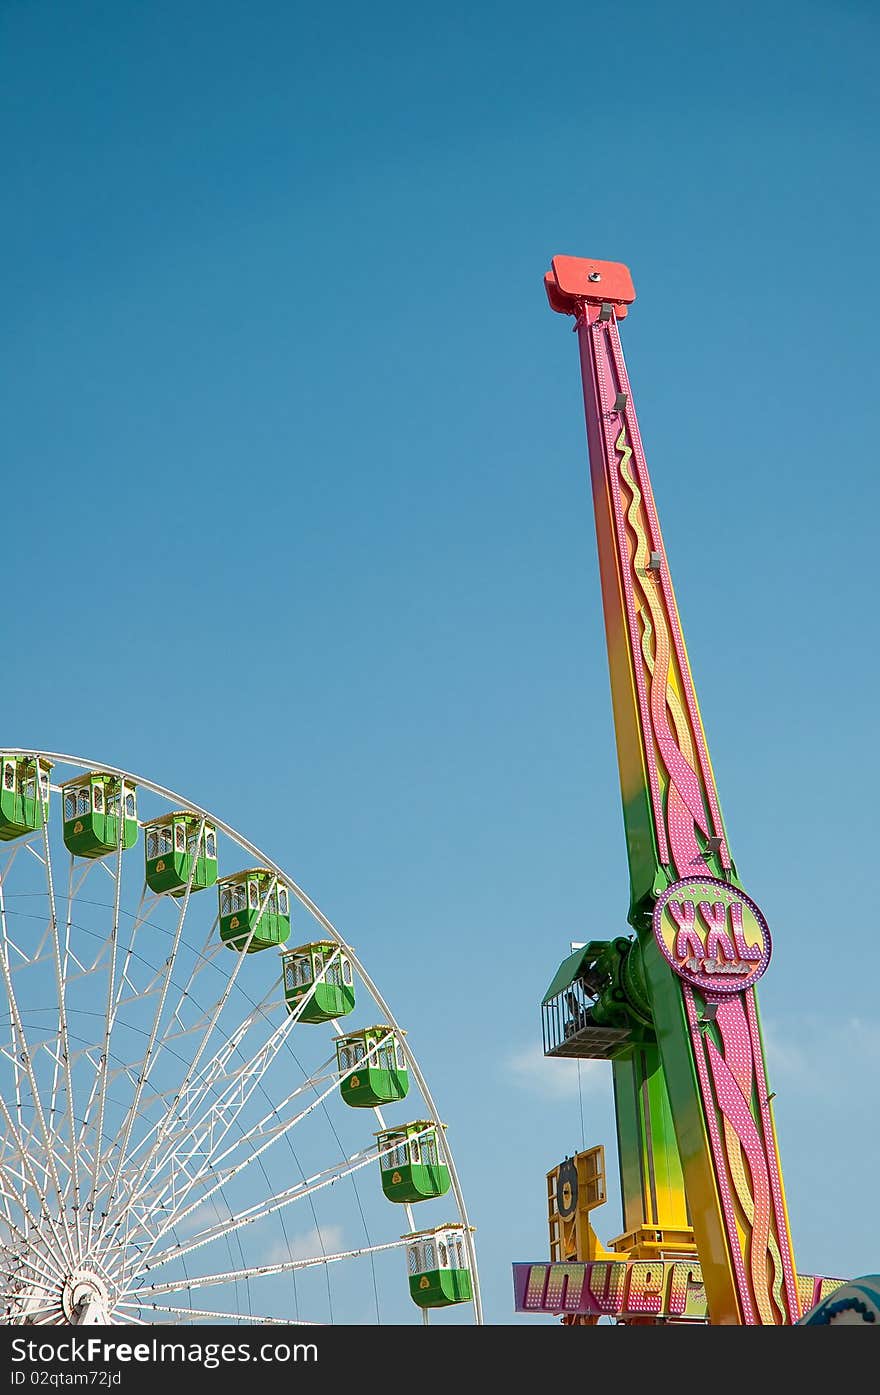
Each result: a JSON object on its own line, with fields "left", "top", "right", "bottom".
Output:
{"left": 536, "top": 256, "right": 801, "bottom": 1325}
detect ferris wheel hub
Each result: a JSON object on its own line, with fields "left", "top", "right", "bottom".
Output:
{"left": 61, "top": 1267, "right": 113, "bottom": 1324}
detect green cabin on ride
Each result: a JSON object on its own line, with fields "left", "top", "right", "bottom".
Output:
{"left": 218, "top": 869, "right": 290, "bottom": 953}
{"left": 375, "top": 1121, "right": 451, "bottom": 1204}
{"left": 0, "top": 755, "right": 52, "bottom": 841}
{"left": 144, "top": 812, "right": 218, "bottom": 897}
{"left": 404, "top": 1225, "right": 473, "bottom": 1309}
{"left": 336, "top": 1026, "right": 409, "bottom": 1108}
{"left": 62, "top": 773, "right": 138, "bottom": 858}
{"left": 281, "top": 940, "right": 355, "bottom": 1023}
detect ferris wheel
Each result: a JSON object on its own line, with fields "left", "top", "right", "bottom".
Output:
{"left": 0, "top": 751, "right": 481, "bottom": 1327}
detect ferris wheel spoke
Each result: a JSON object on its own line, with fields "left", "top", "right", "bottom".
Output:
{"left": 43, "top": 833, "right": 85, "bottom": 1245}
{"left": 145, "top": 1045, "right": 359, "bottom": 1248}
{"left": 0, "top": 1159, "right": 29, "bottom": 1213}
{"left": 97, "top": 986, "right": 299, "bottom": 1249}
{"left": 161, "top": 977, "right": 282, "bottom": 1119}
{"left": 0, "top": 856, "right": 30, "bottom": 1236}
{"left": 35, "top": 801, "right": 65, "bottom": 995}
{"left": 117, "top": 1301, "right": 313, "bottom": 1324}
{"left": 0, "top": 1096, "right": 72, "bottom": 1273}
{"left": 124, "top": 1123, "right": 416, "bottom": 1285}
{"left": 15, "top": 1303, "right": 65, "bottom": 1325}
{"left": 0, "top": 876, "right": 76, "bottom": 1268}
{"left": 86, "top": 795, "right": 129, "bottom": 1250}
{"left": 0, "top": 1172, "right": 17, "bottom": 1230}
{"left": 0, "top": 1174, "right": 58, "bottom": 1268}
{"left": 112, "top": 1082, "right": 342, "bottom": 1282}
{"left": 59, "top": 879, "right": 157, "bottom": 1224}
{"left": 164, "top": 923, "right": 224, "bottom": 1016}
{"left": 111, "top": 889, "right": 204, "bottom": 1022}
{"left": 0, "top": 843, "right": 24, "bottom": 879}
{"left": 0, "top": 1258, "right": 61, "bottom": 1306}
{"left": 128, "top": 1236, "right": 413, "bottom": 1307}
{"left": 111, "top": 897, "right": 270, "bottom": 1219}
{"left": 114, "top": 979, "right": 283, "bottom": 1174}
{"left": 108, "top": 1051, "right": 338, "bottom": 1279}
{"left": 2, "top": 1296, "right": 65, "bottom": 1327}
{"left": 205, "top": 1048, "right": 369, "bottom": 1179}
{"left": 97, "top": 824, "right": 206, "bottom": 1217}
{"left": 112, "top": 889, "right": 162, "bottom": 1011}
{"left": 116, "top": 965, "right": 341, "bottom": 1237}
{"left": 72, "top": 1042, "right": 128, "bottom": 1181}
{"left": 0, "top": 1254, "right": 57, "bottom": 1295}
{"left": 21, "top": 844, "right": 58, "bottom": 966}
{"left": 179, "top": 1028, "right": 394, "bottom": 1195}
{"left": 162, "top": 880, "right": 276, "bottom": 1084}
{"left": 13, "top": 1043, "right": 77, "bottom": 1194}
{"left": 0, "top": 1142, "right": 49, "bottom": 1223}
{"left": 117, "top": 1018, "right": 304, "bottom": 1230}
{"left": 157, "top": 959, "right": 340, "bottom": 1175}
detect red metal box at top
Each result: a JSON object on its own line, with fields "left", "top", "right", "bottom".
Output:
{"left": 545, "top": 256, "right": 636, "bottom": 316}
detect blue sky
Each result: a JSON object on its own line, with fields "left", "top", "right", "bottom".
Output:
{"left": 2, "top": 0, "right": 879, "bottom": 1324}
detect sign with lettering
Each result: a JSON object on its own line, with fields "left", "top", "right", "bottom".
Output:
{"left": 652, "top": 876, "right": 771, "bottom": 994}
{"left": 512, "top": 1261, "right": 844, "bottom": 1322}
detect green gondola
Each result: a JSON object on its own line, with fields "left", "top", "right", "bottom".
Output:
{"left": 218, "top": 869, "right": 290, "bottom": 953}
{"left": 404, "top": 1225, "right": 473, "bottom": 1309}
{"left": 336, "top": 1026, "right": 409, "bottom": 1107}
{"left": 62, "top": 773, "right": 138, "bottom": 859}
{"left": 0, "top": 755, "right": 52, "bottom": 841}
{"left": 281, "top": 940, "right": 355, "bottom": 1022}
{"left": 376, "top": 1121, "right": 451, "bottom": 1204}
{"left": 144, "top": 813, "right": 218, "bottom": 896}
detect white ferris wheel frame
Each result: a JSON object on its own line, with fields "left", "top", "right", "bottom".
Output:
{"left": 0, "top": 749, "right": 483, "bottom": 1326}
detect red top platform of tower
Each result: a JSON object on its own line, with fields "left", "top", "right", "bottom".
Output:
{"left": 544, "top": 256, "right": 636, "bottom": 318}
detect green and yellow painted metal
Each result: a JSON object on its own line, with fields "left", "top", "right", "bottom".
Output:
{"left": 544, "top": 255, "right": 800, "bottom": 1324}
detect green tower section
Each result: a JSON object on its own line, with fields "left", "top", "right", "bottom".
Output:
{"left": 611, "top": 1046, "right": 692, "bottom": 1254}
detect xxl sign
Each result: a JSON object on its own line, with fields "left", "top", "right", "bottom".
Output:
{"left": 652, "top": 876, "right": 772, "bottom": 994}
{"left": 512, "top": 1261, "right": 844, "bottom": 1322}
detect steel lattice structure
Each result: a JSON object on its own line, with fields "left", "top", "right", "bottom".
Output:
{"left": 0, "top": 751, "right": 481, "bottom": 1326}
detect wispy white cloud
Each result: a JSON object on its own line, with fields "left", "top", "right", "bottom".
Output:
{"left": 262, "top": 1225, "right": 345, "bottom": 1266}
{"left": 507, "top": 1042, "right": 606, "bottom": 1100}
{"left": 176, "top": 1200, "right": 226, "bottom": 1236}
{"left": 763, "top": 1016, "right": 880, "bottom": 1093}
{"left": 762, "top": 1022, "right": 812, "bottom": 1082}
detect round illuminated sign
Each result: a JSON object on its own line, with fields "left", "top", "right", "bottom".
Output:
{"left": 556, "top": 1158, "right": 578, "bottom": 1220}
{"left": 652, "top": 876, "right": 771, "bottom": 994}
